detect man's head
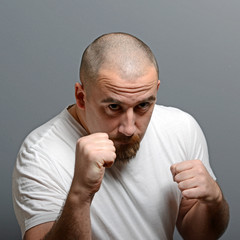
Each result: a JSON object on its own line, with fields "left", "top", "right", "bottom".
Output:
{"left": 79, "top": 32, "right": 159, "bottom": 93}
{"left": 74, "top": 32, "right": 160, "bottom": 164}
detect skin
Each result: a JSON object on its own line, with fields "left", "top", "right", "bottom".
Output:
{"left": 24, "top": 66, "right": 160, "bottom": 239}
{"left": 171, "top": 160, "right": 229, "bottom": 239}
{"left": 75, "top": 66, "right": 160, "bottom": 144}
{"left": 23, "top": 64, "right": 229, "bottom": 239}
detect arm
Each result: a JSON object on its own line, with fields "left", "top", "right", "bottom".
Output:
{"left": 24, "top": 133, "right": 116, "bottom": 240}
{"left": 171, "top": 160, "right": 229, "bottom": 240}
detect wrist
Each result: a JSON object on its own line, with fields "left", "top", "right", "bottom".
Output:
{"left": 69, "top": 179, "right": 94, "bottom": 205}
{"left": 199, "top": 183, "right": 223, "bottom": 207}
{"left": 210, "top": 182, "right": 223, "bottom": 205}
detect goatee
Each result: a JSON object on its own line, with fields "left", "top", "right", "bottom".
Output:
{"left": 112, "top": 134, "right": 140, "bottom": 164}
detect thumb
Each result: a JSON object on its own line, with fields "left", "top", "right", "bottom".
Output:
{"left": 170, "top": 164, "right": 177, "bottom": 181}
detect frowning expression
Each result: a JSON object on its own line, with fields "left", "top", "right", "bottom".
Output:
{"left": 82, "top": 66, "right": 160, "bottom": 162}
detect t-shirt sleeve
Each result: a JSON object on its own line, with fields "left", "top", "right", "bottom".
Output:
{"left": 12, "top": 146, "right": 67, "bottom": 238}
{"left": 184, "top": 113, "right": 216, "bottom": 180}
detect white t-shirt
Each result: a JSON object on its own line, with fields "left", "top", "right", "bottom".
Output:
{"left": 12, "top": 105, "right": 215, "bottom": 239}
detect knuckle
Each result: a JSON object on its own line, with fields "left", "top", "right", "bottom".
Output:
{"left": 76, "top": 137, "right": 83, "bottom": 146}
{"left": 100, "top": 132, "right": 109, "bottom": 138}
{"left": 170, "top": 164, "right": 175, "bottom": 170}
{"left": 112, "top": 152, "right": 117, "bottom": 159}
{"left": 195, "top": 159, "right": 201, "bottom": 163}
{"left": 76, "top": 136, "right": 89, "bottom": 147}
{"left": 182, "top": 190, "right": 190, "bottom": 198}
{"left": 178, "top": 182, "right": 185, "bottom": 190}
{"left": 196, "top": 167, "right": 204, "bottom": 175}
{"left": 174, "top": 174, "right": 180, "bottom": 183}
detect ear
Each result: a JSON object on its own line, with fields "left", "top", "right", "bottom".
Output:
{"left": 157, "top": 80, "right": 160, "bottom": 90}
{"left": 75, "top": 82, "right": 86, "bottom": 109}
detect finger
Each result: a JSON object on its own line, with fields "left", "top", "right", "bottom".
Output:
{"left": 174, "top": 169, "right": 196, "bottom": 183}
{"left": 77, "top": 133, "right": 110, "bottom": 149}
{"left": 178, "top": 178, "right": 197, "bottom": 191}
{"left": 103, "top": 151, "right": 116, "bottom": 168}
{"left": 170, "top": 161, "right": 193, "bottom": 179}
{"left": 97, "top": 151, "right": 116, "bottom": 169}
{"left": 89, "top": 132, "right": 109, "bottom": 139}
{"left": 170, "top": 164, "right": 177, "bottom": 177}
{"left": 95, "top": 142, "right": 116, "bottom": 152}
{"left": 174, "top": 161, "right": 195, "bottom": 174}
{"left": 181, "top": 188, "right": 202, "bottom": 200}
{"left": 83, "top": 133, "right": 110, "bottom": 144}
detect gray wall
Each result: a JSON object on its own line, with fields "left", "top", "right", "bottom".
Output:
{"left": 1, "top": 1, "right": 239, "bottom": 239}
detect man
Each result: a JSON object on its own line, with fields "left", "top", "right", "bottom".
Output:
{"left": 13, "top": 32, "right": 229, "bottom": 239}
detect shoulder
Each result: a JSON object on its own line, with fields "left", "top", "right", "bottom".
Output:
{"left": 14, "top": 108, "right": 84, "bottom": 182}
{"left": 19, "top": 109, "right": 66, "bottom": 150}
{"left": 12, "top": 108, "right": 84, "bottom": 236}
{"left": 18, "top": 108, "right": 84, "bottom": 155}
{"left": 149, "top": 105, "right": 206, "bottom": 149}
{"left": 151, "top": 104, "right": 198, "bottom": 130}
{"left": 153, "top": 104, "right": 193, "bottom": 119}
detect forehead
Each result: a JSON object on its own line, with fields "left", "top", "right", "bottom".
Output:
{"left": 93, "top": 67, "right": 158, "bottom": 102}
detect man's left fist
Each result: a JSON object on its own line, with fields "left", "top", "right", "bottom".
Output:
{"left": 170, "top": 160, "right": 222, "bottom": 204}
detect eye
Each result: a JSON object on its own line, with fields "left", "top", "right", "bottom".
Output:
{"left": 108, "top": 104, "right": 121, "bottom": 111}
{"left": 137, "top": 102, "right": 150, "bottom": 109}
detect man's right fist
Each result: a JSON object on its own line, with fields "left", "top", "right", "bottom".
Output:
{"left": 72, "top": 133, "right": 116, "bottom": 201}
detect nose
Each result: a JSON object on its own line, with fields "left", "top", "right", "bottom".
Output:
{"left": 118, "top": 108, "right": 136, "bottom": 136}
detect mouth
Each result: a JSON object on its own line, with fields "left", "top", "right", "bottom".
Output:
{"left": 112, "top": 134, "right": 141, "bottom": 146}
{"left": 113, "top": 140, "right": 129, "bottom": 146}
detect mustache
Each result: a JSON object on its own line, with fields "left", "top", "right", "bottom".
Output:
{"left": 111, "top": 134, "right": 140, "bottom": 144}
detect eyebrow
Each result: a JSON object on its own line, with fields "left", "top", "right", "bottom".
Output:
{"left": 101, "top": 97, "right": 121, "bottom": 104}
{"left": 101, "top": 96, "right": 156, "bottom": 104}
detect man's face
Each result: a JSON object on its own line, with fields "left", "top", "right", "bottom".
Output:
{"left": 83, "top": 66, "right": 160, "bottom": 164}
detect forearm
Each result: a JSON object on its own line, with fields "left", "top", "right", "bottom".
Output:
{"left": 177, "top": 195, "right": 229, "bottom": 240}
{"left": 44, "top": 189, "right": 92, "bottom": 240}
{"left": 24, "top": 133, "right": 115, "bottom": 240}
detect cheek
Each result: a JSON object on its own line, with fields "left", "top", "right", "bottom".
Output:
{"left": 89, "top": 112, "right": 120, "bottom": 133}
{"left": 102, "top": 119, "right": 120, "bottom": 134}
{"left": 96, "top": 108, "right": 120, "bottom": 132}
{"left": 136, "top": 112, "right": 153, "bottom": 131}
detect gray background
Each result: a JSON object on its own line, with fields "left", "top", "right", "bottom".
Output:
{"left": 1, "top": 0, "right": 239, "bottom": 239}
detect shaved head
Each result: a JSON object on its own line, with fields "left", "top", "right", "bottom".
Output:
{"left": 79, "top": 32, "right": 159, "bottom": 90}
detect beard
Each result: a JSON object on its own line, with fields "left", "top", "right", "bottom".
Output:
{"left": 111, "top": 134, "right": 141, "bottom": 165}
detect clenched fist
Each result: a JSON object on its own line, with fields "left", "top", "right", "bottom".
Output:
{"left": 170, "top": 160, "right": 222, "bottom": 204}
{"left": 72, "top": 133, "right": 116, "bottom": 202}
